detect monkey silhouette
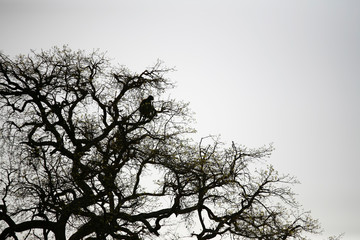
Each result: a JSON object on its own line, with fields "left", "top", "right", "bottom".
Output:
{"left": 139, "top": 95, "right": 156, "bottom": 120}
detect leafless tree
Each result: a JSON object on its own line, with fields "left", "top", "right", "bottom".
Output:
{"left": 0, "top": 46, "right": 321, "bottom": 240}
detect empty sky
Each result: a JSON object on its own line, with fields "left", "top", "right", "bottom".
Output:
{"left": 1, "top": 0, "right": 360, "bottom": 239}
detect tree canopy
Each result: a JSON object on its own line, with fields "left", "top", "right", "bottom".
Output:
{"left": 0, "top": 46, "right": 321, "bottom": 240}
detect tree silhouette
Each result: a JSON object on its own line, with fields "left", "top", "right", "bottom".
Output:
{"left": 0, "top": 46, "right": 321, "bottom": 240}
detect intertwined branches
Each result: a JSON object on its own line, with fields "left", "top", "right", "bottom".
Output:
{"left": 0, "top": 46, "right": 320, "bottom": 240}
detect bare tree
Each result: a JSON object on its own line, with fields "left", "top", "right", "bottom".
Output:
{"left": 0, "top": 46, "right": 321, "bottom": 240}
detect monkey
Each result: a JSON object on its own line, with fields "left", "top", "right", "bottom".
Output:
{"left": 139, "top": 95, "right": 156, "bottom": 120}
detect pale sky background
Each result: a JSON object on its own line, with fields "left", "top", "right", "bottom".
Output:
{"left": 1, "top": 0, "right": 359, "bottom": 239}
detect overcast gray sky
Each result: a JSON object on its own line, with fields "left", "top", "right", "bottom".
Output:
{"left": 1, "top": 0, "right": 359, "bottom": 239}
